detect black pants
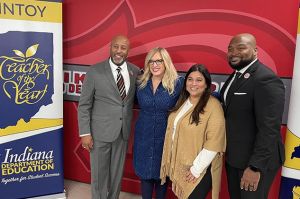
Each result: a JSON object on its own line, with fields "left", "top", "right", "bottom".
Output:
{"left": 189, "top": 165, "right": 212, "bottom": 199}
{"left": 225, "top": 162, "right": 279, "bottom": 199}
{"left": 141, "top": 178, "right": 169, "bottom": 199}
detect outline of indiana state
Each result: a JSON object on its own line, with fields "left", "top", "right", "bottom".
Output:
{"left": 291, "top": 145, "right": 300, "bottom": 159}
{"left": 0, "top": 31, "right": 53, "bottom": 131}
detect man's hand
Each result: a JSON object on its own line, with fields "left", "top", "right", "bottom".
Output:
{"left": 240, "top": 167, "right": 260, "bottom": 191}
{"left": 81, "top": 135, "right": 93, "bottom": 152}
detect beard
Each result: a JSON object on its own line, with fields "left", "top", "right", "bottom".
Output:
{"left": 111, "top": 56, "right": 126, "bottom": 66}
{"left": 228, "top": 58, "right": 254, "bottom": 71}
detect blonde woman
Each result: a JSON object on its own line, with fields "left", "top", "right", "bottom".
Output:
{"left": 133, "top": 47, "right": 183, "bottom": 199}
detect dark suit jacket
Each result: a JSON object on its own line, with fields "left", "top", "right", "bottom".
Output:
{"left": 220, "top": 60, "right": 285, "bottom": 171}
{"left": 78, "top": 59, "right": 140, "bottom": 142}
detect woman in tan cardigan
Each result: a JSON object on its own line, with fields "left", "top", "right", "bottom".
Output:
{"left": 160, "top": 64, "right": 226, "bottom": 199}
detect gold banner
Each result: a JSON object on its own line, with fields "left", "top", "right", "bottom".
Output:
{"left": 0, "top": 118, "right": 63, "bottom": 136}
{"left": 0, "top": 0, "right": 61, "bottom": 23}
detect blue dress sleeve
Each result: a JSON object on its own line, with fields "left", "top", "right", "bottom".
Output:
{"left": 175, "top": 76, "right": 184, "bottom": 94}
{"left": 211, "top": 91, "right": 221, "bottom": 101}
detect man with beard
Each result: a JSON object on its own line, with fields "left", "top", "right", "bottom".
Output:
{"left": 220, "top": 33, "right": 285, "bottom": 199}
{"left": 78, "top": 35, "right": 140, "bottom": 199}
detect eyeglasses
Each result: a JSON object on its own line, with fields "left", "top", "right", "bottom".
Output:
{"left": 148, "top": 59, "right": 164, "bottom": 66}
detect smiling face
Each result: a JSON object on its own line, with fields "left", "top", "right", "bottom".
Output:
{"left": 149, "top": 52, "right": 166, "bottom": 78}
{"left": 186, "top": 71, "right": 207, "bottom": 99}
{"left": 110, "top": 35, "right": 130, "bottom": 65}
{"left": 227, "top": 34, "right": 257, "bottom": 70}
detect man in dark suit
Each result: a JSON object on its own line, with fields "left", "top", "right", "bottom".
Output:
{"left": 220, "top": 33, "right": 285, "bottom": 199}
{"left": 78, "top": 35, "right": 140, "bottom": 199}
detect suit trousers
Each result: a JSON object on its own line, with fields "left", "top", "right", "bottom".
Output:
{"left": 225, "top": 162, "right": 279, "bottom": 199}
{"left": 90, "top": 133, "right": 128, "bottom": 199}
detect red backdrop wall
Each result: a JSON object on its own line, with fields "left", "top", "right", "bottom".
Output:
{"left": 63, "top": 0, "right": 299, "bottom": 198}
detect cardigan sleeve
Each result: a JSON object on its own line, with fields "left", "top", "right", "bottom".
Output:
{"left": 190, "top": 148, "right": 217, "bottom": 178}
{"left": 202, "top": 97, "right": 226, "bottom": 152}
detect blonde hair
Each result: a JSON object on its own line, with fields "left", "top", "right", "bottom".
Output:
{"left": 138, "top": 47, "right": 178, "bottom": 94}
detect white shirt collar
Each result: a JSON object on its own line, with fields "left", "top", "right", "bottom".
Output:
{"left": 236, "top": 58, "right": 257, "bottom": 76}
{"left": 109, "top": 57, "right": 127, "bottom": 71}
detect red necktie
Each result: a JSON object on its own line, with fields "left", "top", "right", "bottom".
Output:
{"left": 116, "top": 67, "right": 126, "bottom": 100}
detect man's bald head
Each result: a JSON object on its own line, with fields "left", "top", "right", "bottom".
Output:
{"left": 111, "top": 35, "right": 130, "bottom": 48}
{"left": 227, "top": 33, "right": 258, "bottom": 70}
{"left": 230, "top": 33, "right": 257, "bottom": 48}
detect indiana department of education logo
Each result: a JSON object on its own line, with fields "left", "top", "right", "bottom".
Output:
{"left": 0, "top": 31, "right": 53, "bottom": 131}
{"left": 1, "top": 146, "right": 54, "bottom": 177}
{"left": 0, "top": 145, "right": 60, "bottom": 186}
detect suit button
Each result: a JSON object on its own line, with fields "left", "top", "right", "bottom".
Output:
{"left": 122, "top": 105, "right": 124, "bottom": 107}
{"left": 120, "top": 118, "right": 122, "bottom": 120}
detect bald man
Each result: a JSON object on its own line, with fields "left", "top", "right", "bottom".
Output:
{"left": 78, "top": 35, "right": 140, "bottom": 199}
{"left": 220, "top": 33, "right": 285, "bottom": 199}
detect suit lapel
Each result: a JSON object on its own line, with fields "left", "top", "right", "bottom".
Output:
{"left": 220, "top": 72, "right": 235, "bottom": 105}
{"left": 125, "top": 64, "right": 135, "bottom": 102}
{"left": 104, "top": 61, "right": 120, "bottom": 97}
{"left": 121, "top": 63, "right": 136, "bottom": 103}
{"left": 104, "top": 61, "right": 137, "bottom": 102}
{"left": 225, "top": 61, "right": 259, "bottom": 109}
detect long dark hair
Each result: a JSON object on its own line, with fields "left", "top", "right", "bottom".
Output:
{"left": 171, "top": 64, "right": 212, "bottom": 125}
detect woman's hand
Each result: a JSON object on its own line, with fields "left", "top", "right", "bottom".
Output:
{"left": 185, "top": 170, "right": 197, "bottom": 183}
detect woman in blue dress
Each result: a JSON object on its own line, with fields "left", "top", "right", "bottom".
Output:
{"left": 133, "top": 47, "right": 183, "bottom": 199}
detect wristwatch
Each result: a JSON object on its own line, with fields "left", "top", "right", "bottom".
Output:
{"left": 249, "top": 165, "right": 260, "bottom": 172}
